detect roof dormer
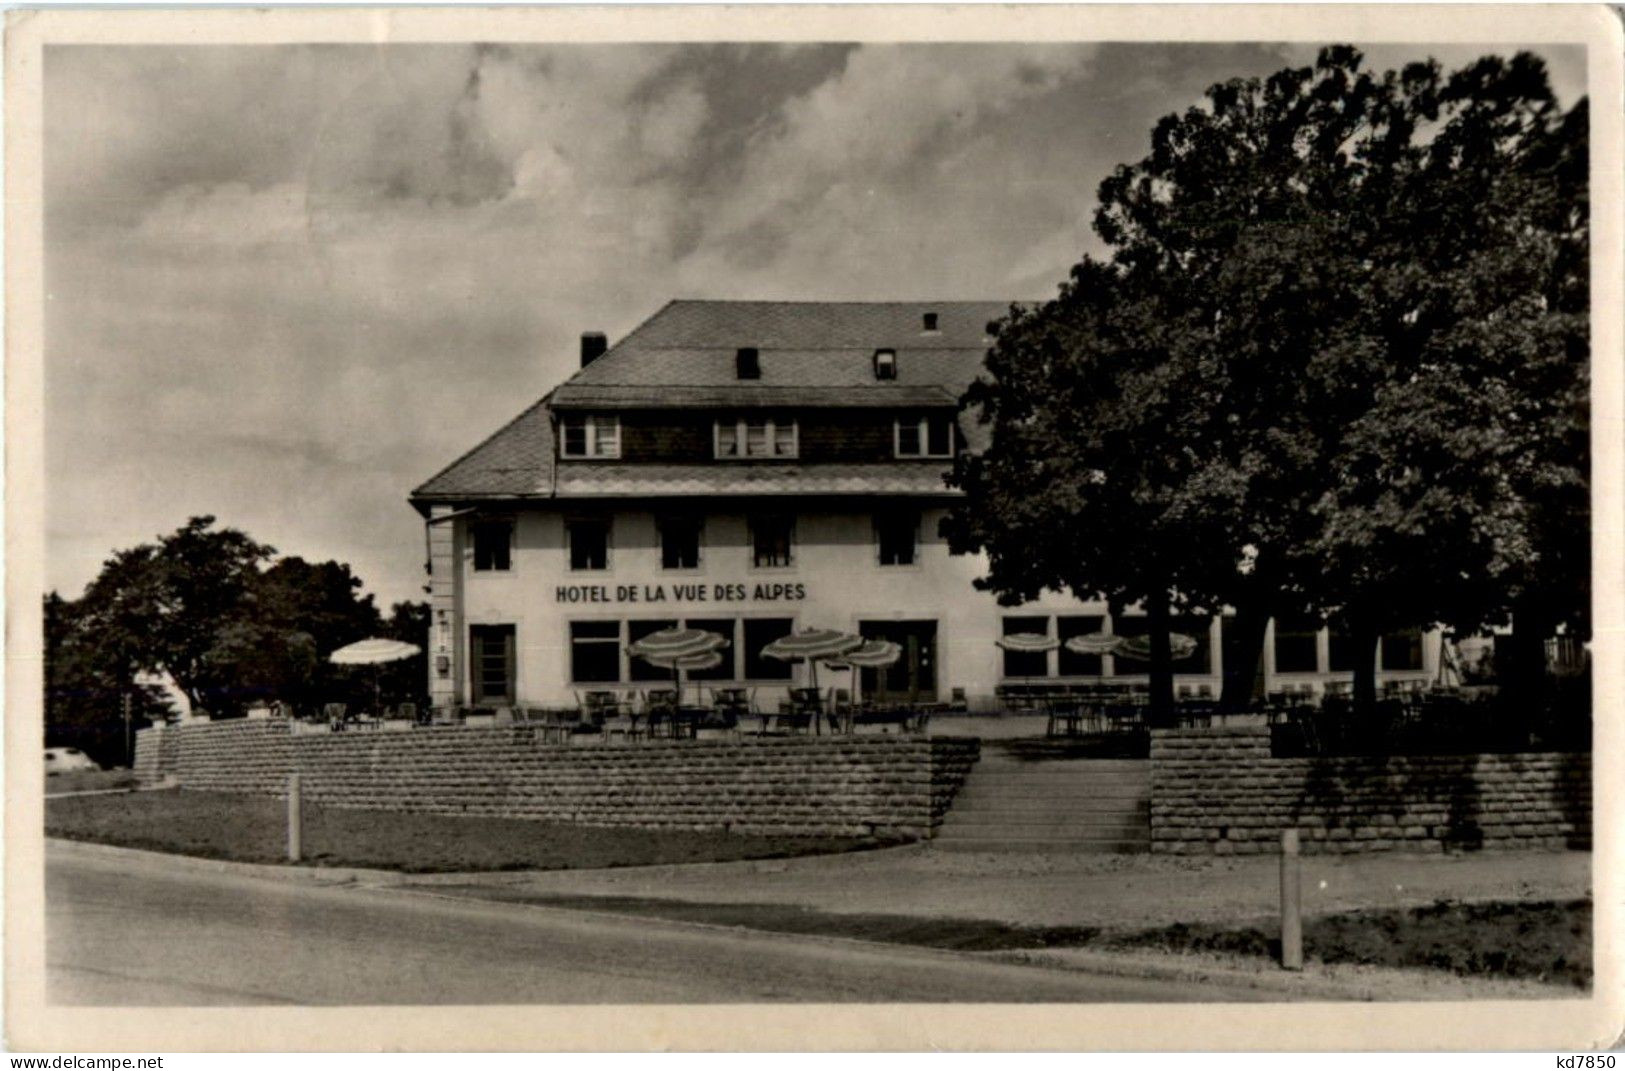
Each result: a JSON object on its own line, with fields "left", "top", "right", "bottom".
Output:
{"left": 873, "top": 348, "right": 897, "bottom": 381}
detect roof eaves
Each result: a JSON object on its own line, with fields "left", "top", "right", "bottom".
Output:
{"left": 408, "top": 395, "right": 557, "bottom": 500}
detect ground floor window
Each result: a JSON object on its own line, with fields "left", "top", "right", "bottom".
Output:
{"left": 685, "top": 618, "right": 738, "bottom": 680}
{"left": 1273, "top": 615, "right": 1321, "bottom": 674}
{"left": 470, "top": 624, "right": 515, "bottom": 704}
{"left": 1381, "top": 628, "right": 1424, "bottom": 672}
{"left": 1000, "top": 616, "right": 1050, "bottom": 678}
{"left": 574, "top": 616, "right": 796, "bottom": 684}
{"left": 1056, "top": 615, "right": 1106, "bottom": 676}
{"left": 627, "top": 618, "right": 679, "bottom": 682}
{"left": 570, "top": 620, "right": 621, "bottom": 683}
{"left": 742, "top": 617, "right": 795, "bottom": 680}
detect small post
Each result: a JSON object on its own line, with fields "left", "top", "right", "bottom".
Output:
{"left": 122, "top": 692, "right": 133, "bottom": 767}
{"left": 287, "top": 773, "right": 303, "bottom": 864}
{"left": 1280, "top": 828, "right": 1303, "bottom": 971}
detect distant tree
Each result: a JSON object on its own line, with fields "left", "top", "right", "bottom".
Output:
{"left": 948, "top": 47, "right": 1587, "bottom": 717}
{"left": 379, "top": 600, "right": 431, "bottom": 710}
{"left": 44, "top": 592, "right": 171, "bottom": 767}
{"left": 46, "top": 517, "right": 404, "bottom": 750}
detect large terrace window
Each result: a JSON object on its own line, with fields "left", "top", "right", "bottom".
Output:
{"left": 570, "top": 621, "right": 621, "bottom": 683}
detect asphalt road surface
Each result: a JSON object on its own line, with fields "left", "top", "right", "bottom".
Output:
{"left": 47, "top": 844, "right": 1265, "bottom": 1005}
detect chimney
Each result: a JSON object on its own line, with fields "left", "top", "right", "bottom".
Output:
{"left": 736, "top": 346, "right": 761, "bottom": 380}
{"left": 580, "top": 332, "right": 608, "bottom": 368}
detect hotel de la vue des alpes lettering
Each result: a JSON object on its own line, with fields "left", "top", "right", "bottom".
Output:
{"left": 554, "top": 582, "right": 809, "bottom": 604}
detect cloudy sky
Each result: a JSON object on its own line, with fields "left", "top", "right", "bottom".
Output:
{"left": 43, "top": 40, "right": 1585, "bottom": 608}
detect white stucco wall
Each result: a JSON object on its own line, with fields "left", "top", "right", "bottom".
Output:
{"left": 436, "top": 503, "right": 1437, "bottom": 710}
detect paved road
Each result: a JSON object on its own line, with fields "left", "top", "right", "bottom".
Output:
{"left": 47, "top": 845, "right": 1264, "bottom": 1005}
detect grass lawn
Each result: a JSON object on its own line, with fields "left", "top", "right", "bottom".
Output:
{"left": 434, "top": 888, "right": 1591, "bottom": 988}
{"left": 45, "top": 789, "right": 902, "bottom": 873}
{"left": 45, "top": 769, "right": 142, "bottom": 795}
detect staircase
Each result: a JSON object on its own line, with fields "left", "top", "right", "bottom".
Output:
{"left": 932, "top": 754, "right": 1151, "bottom": 852}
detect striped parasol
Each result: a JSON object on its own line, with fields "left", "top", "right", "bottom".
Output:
{"left": 1111, "top": 633, "right": 1199, "bottom": 662}
{"left": 761, "top": 628, "right": 864, "bottom": 662}
{"left": 628, "top": 627, "right": 730, "bottom": 702}
{"left": 1062, "top": 633, "right": 1124, "bottom": 656}
{"left": 762, "top": 628, "right": 862, "bottom": 733}
{"left": 824, "top": 639, "right": 902, "bottom": 705}
{"left": 994, "top": 632, "right": 1059, "bottom": 653}
{"left": 995, "top": 632, "right": 1058, "bottom": 693}
{"left": 824, "top": 639, "right": 903, "bottom": 669}
{"left": 627, "top": 627, "right": 726, "bottom": 660}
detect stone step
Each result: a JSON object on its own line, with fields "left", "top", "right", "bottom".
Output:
{"left": 931, "top": 835, "right": 1151, "bottom": 853}
{"left": 955, "top": 780, "right": 1150, "bottom": 796}
{"left": 936, "top": 822, "right": 1150, "bottom": 838}
{"left": 942, "top": 799, "right": 1157, "bottom": 815}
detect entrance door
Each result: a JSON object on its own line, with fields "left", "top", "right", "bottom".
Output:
{"left": 858, "top": 620, "right": 938, "bottom": 701}
{"left": 469, "top": 624, "right": 516, "bottom": 705}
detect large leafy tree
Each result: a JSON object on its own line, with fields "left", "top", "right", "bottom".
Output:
{"left": 46, "top": 518, "right": 430, "bottom": 760}
{"left": 947, "top": 47, "right": 1587, "bottom": 717}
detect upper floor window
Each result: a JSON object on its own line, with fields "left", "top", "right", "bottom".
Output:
{"left": 749, "top": 513, "right": 794, "bottom": 568}
{"left": 895, "top": 415, "right": 955, "bottom": 458}
{"left": 470, "top": 520, "right": 513, "bottom": 572}
{"left": 567, "top": 518, "right": 611, "bottom": 571}
{"left": 715, "top": 417, "right": 798, "bottom": 459}
{"left": 873, "top": 348, "right": 897, "bottom": 380}
{"left": 659, "top": 515, "right": 702, "bottom": 570}
{"left": 875, "top": 511, "right": 918, "bottom": 566}
{"left": 560, "top": 414, "right": 621, "bottom": 459}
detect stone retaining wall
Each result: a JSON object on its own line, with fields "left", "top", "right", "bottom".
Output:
{"left": 1149, "top": 726, "right": 1590, "bottom": 855}
{"left": 132, "top": 721, "right": 978, "bottom": 839}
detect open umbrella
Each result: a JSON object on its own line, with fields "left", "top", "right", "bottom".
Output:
{"left": 1061, "top": 633, "right": 1123, "bottom": 656}
{"left": 627, "top": 627, "right": 729, "bottom": 705}
{"left": 824, "top": 638, "right": 902, "bottom": 707}
{"left": 762, "top": 628, "right": 862, "bottom": 735}
{"left": 329, "top": 637, "right": 422, "bottom": 716}
{"left": 1109, "top": 632, "right": 1199, "bottom": 662}
{"left": 994, "top": 632, "right": 1058, "bottom": 696}
{"left": 637, "top": 645, "right": 727, "bottom": 705}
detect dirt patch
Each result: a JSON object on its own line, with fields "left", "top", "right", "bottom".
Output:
{"left": 45, "top": 789, "right": 902, "bottom": 872}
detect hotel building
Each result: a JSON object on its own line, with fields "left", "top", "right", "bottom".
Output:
{"left": 410, "top": 300, "right": 1436, "bottom": 711}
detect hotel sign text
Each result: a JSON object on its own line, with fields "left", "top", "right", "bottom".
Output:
{"left": 555, "top": 582, "right": 807, "bottom": 604}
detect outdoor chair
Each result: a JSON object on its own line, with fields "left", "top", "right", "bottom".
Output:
{"left": 773, "top": 688, "right": 822, "bottom": 735}
{"left": 323, "top": 702, "right": 347, "bottom": 732}
{"left": 829, "top": 689, "right": 853, "bottom": 734}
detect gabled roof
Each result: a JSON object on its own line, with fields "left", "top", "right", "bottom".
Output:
{"left": 411, "top": 299, "right": 1014, "bottom": 504}
{"left": 551, "top": 300, "right": 1012, "bottom": 406}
